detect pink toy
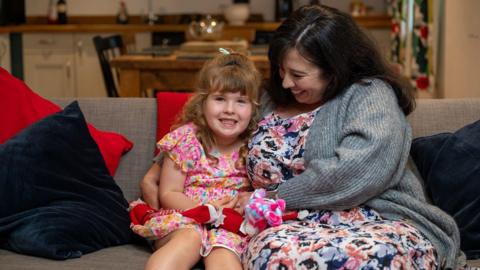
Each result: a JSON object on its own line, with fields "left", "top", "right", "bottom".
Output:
{"left": 241, "top": 189, "right": 291, "bottom": 236}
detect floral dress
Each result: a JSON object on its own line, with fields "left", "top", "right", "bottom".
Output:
{"left": 244, "top": 109, "right": 438, "bottom": 269}
{"left": 132, "top": 123, "right": 251, "bottom": 258}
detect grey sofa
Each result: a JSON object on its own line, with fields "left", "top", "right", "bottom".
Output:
{"left": 1, "top": 97, "right": 479, "bottom": 269}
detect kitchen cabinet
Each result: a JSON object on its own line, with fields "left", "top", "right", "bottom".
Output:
{"left": 22, "top": 32, "right": 151, "bottom": 98}
{"left": 0, "top": 34, "right": 11, "bottom": 72}
{"left": 74, "top": 32, "right": 150, "bottom": 97}
{"left": 73, "top": 33, "right": 109, "bottom": 97}
{"left": 23, "top": 33, "right": 76, "bottom": 98}
{"left": 23, "top": 33, "right": 121, "bottom": 98}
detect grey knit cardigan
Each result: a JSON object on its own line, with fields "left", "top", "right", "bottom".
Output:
{"left": 265, "top": 79, "right": 461, "bottom": 269}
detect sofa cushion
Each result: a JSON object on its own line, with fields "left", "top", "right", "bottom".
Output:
{"left": 410, "top": 120, "right": 480, "bottom": 259}
{"left": 155, "top": 91, "right": 191, "bottom": 154}
{"left": 0, "top": 68, "right": 133, "bottom": 176}
{"left": 0, "top": 245, "right": 150, "bottom": 270}
{"left": 0, "top": 102, "right": 131, "bottom": 260}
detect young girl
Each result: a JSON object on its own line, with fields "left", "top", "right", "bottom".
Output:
{"left": 131, "top": 50, "right": 261, "bottom": 270}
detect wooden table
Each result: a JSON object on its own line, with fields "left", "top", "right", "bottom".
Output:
{"left": 110, "top": 54, "right": 270, "bottom": 97}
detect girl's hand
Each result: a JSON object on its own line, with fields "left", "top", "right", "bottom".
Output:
{"left": 211, "top": 196, "right": 239, "bottom": 210}
{"left": 234, "top": 191, "right": 253, "bottom": 215}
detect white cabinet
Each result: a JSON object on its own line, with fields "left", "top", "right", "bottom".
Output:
{"left": 23, "top": 33, "right": 119, "bottom": 98}
{"left": 24, "top": 52, "right": 76, "bottom": 97}
{"left": 74, "top": 33, "right": 152, "bottom": 97}
{"left": 23, "top": 34, "right": 76, "bottom": 98}
{"left": 0, "top": 34, "right": 11, "bottom": 72}
{"left": 73, "top": 33, "right": 110, "bottom": 97}
{"left": 74, "top": 32, "right": 151, "bottom": 97}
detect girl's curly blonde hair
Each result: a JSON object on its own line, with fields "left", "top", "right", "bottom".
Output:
{"left": 173, "top": 51, "right": 262, "bottom": 168}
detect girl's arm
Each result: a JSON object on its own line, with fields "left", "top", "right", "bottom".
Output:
{"left": 140, "top": 163, "right": 162, "bottom": 209}
{"left": 158, "top": 156, "right": 199, "bottom": 210}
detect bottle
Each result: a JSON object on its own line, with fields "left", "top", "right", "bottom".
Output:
{"left": 47, "top": 0, "right": 57, "bottom": 24}
{"left": 116, "top": 1, "right": 129, "bottom": 24}
{"left": 350, "top": 0, "right": 366, "bottom": 17}
{"left": 146, "top": 0, "right": 157, "bottom": 25}
{"left": 56, "top": 0, "right": 67, "bottom": 24}
{"left": 275, "top": 0, "right": 293, "bottom": 22}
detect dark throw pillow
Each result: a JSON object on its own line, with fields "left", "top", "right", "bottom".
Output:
{"left": 410, "top": 120, "right": 480, "bottom": 259}
{"left": 0, "top": 101, "right": 131, "bottom": 260}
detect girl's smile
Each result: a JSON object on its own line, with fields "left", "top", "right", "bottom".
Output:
{"left": 203, "top": 91, "right": 253, "bottom": 148}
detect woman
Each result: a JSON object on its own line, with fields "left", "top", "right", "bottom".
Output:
{"left": 141, "top": 5, "right": 462, "bottom": 269}
{"left": 239, "top": 4, "right": 461, "bottom": 270}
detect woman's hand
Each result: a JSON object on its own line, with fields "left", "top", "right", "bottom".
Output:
{"left": 210, "top": 196, "right": 239, "bottom": 210}
{"left": 140, "top": 163, "right": 162, "bottom": 209}
{"left": 234, "top": 191, "right": 253, "bottom": 215}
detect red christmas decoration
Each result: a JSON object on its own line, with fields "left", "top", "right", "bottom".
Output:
{"left": 416, "top": 76, "right": 429, "bottom": 90}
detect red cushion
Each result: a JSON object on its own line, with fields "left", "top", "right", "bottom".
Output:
{"left": 155, "top": 91, "right": 191, "bottom": 154}
{"left": 0, "top": 68, "right": 133, "bottom": 176}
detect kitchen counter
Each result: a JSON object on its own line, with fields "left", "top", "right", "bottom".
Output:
{"left": 0, "top": 23, "right": 279, "bottom": 33}
{"left": 0, "top": 15, "right": 391, "bottom": 33}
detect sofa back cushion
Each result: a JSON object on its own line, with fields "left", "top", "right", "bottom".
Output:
{"left": 155, "top": 92, "right": 192, "bottom": 155}
{"left": 408, "top": 99, "right": 480, "bottom": 138}
{"left": 409, "top": 99, "right": 480, "bottom": 259}
{"left": 52, "top": 98, "right": 157, "bottom": 201}
{"left": 48, "top": 98, "right": 479, "bottom": 203}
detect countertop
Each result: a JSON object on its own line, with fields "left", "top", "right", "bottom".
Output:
{"left": 0, "top": 15, "right": 391, "bottom": 33}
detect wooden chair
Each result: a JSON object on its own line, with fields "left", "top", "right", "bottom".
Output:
{"left": 93, "top": 35, "right": 126, "bottom": 97}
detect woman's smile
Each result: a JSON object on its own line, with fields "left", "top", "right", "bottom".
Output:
{"left": 280, "top": 48, "right": 330, "bottom": 105}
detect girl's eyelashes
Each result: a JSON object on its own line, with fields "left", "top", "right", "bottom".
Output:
{"left": 210, "top": 93, "right": 250, "bottom": 102}
{"left": 237, "top": 98, "right": 249, "bottom": 104}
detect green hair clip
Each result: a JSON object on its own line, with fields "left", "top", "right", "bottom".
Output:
{"left": 218, "top": 48, "right": 230, "bottom": 55}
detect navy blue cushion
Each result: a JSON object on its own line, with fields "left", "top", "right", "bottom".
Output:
{"left": 0, "top": 101, "right": 131, "bottom": 260}
{"left": 411, "top": 120, "right": 480, "bottom": 259}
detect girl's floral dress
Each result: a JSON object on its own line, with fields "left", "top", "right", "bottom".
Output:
{"left": 244, "top": 109, "right": 438, "bottom": 269}
{"left": 132, "top": 123, "right": 251, "bottom": 258}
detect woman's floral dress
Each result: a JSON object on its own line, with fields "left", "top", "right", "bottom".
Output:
{"left": 244, "top": 109, "right": 438, "bottom": 269}
{"left": 132, "top": 123, "right": 251, "bottom": 258}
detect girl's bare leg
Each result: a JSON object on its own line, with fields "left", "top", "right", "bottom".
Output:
{"left": 145, "top": 228, "right": 202, "bottom": 270}
{"left": 203, "top": 247, "right": 242, "bottom": 270}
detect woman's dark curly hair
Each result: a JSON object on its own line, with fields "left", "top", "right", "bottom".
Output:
{"left": 267, "top": 4, "right": 415, "bottom": 115}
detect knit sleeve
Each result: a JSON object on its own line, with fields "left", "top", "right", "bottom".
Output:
{"left": 277, "top": 80, "right": 412, "bottom": 210}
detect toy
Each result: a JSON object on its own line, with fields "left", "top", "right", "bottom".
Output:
{"left": 128, "top": 189, "right": 305, "bottom": 239}
{"left": 242, "top": 189, "right": 289, "bottom": 236}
